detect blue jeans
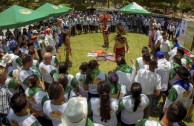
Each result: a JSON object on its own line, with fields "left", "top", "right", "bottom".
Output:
{"left": 151, "top": 91, "right": 165, "bottom": 109}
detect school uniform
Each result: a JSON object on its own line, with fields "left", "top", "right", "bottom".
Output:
{"left": 135, "top": 69, "right": 161, "bottom": 118}
{"left": 51, "top": 56, "right": 59, "bottom": 68}
{"left": 76, "top": 72, "right": 88, "bottom": 98}
{"left": 8, "top": 109, "right": 41, "bottom": 126}
{"left": 39, "top": 62, "right": 57, "bottom": 84}
{"left": 160, "top": 39, "right": 171, "bottom": 56}
{"left": 5, "top": 77, "right": 19, "bottom": 94}
{"left": 135, "top": 57, "right": 149, "bottom": 71}
{"left": 116, "top": 64, "right": 136, "bottom": 92}
{"left": 164, "top": 80, "right": 193, "bottom": 110}
{"left": 53, "top": 73, "right": 78, "bottom": 90}
{"left": 119, "top": 94, "right": 149, "bottom": 125}
{"left": 43, "top": 100, "right": 68, "bottom": 126}
{"left": 169, "top": 63, "right": 181, "bottom": 86}
{"left": 136, "top": 119, "right": 179, "bottom": 126}
{"left": 89, "top": 98, "right": 119, "bottom": 126}
{"left": 85, "top": 69, "right": 106, "bottom": 98}
{"left": 110, "top": 83, "right": 127, "bottom": 100}
{"left": 19, "top": 68, "right": 40, "bottom": 90}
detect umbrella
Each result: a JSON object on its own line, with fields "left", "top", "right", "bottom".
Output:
{"left": 36, "top": 3, "right": 70, "bottom": 17}
{"left": 120, "top": 2, "right": 151, "bottom": 14}
{"left": 0, "top": 5, "right": 48, "bottom": 29}
{"left": 58, "top": 4, "right": 72, "bottom": 11}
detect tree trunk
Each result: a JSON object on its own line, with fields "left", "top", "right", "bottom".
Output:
{"left": 107, "top": 0, "right": 110, "bottom": 8}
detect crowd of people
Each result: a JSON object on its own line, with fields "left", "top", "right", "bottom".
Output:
{"left": 0, "top": 11, "right": 193, "bottom": 126}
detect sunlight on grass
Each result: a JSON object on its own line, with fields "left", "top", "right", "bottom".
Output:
{"left": 57, "top": 32, "right": 194, "bottom": 126}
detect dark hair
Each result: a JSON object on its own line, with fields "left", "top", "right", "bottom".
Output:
{"left": 117, "top": 57, "right": 126, "bottom": 66}
{"left": 46, "top": 45, "right": 53, "bottom": 53}
{"left": 167, "top": 102, "right": 187, "bottom": 122}
{"left": 131, "top": 82, "right": 142, "bottom": 112}
{"left": 10, "top": 93, "right": 27, "bottom": 113}
{"left": 28, "top": 75, "right": 38, "bottom": 88}
{"left": 162, "top": 31, "right": 167, "bottom": 36}
{"left": 28, "top": 50, "right": 35, "bottom": 55}
{"left": 108, "top": 71, "right": 119, "bottom": 94}
{"left": 11, "top": 45, "right": 18, "bottom": 53}
{"left": 97, "top": 81, "right": 111, "bottom": 122}
{"left": 59, "top": 62, "right": 69, "bottom": 74}
{"left": 173, "top": 38, "right": 178, "bottom": 44}
{"left": 79, "top": 62, "right": 88, "bottom": 73}
{"left": 58, "top": 74, "right": 68, "bottom": 90}
{"left": 173, "top": 55, "right": 182, "bottom": 66}
{"left": 48, "top": 82, "right": 63, "bottom": 100}
{"left": 149, "top": 58, "right": 158, "bottom": 68}
{"left": 142, "top": 52, "right": 150, "bottom": 63}
{"left": 142, "top": 46, "right": 149, "bottom": 54}
{"left": 27, "top": 42, "right": 34, "bottom": 47}
{"left": 22, "top": 54, "right": 32, "bottom": 65}
{"left": 86, "top": 60, "right": 99, "bottom": 84}
{"left": 177, "top": 48, "right": 185, "bottom": 56}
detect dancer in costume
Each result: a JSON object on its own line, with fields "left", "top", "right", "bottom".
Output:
{"left": 62, "top": 30, "right": 72, "bottom": 63}
{"left": 100, "top": 12, "right": 110, "bottom": 48}
{"left": 117, "top": 23, "right": 126, "bottom": 36}
{"left": 113, "top": 35, "right": 129, "bottom": 61}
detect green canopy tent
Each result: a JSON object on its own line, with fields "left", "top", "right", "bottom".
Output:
{"left": 120, "top": 2, "right": 151, "bottom": 14}
{"left": 0, "top": 5, "right": 48, "bottom": 29}
{"left": 58, "top": 4, "right": 72, "bottom": 12}
{"left": 36, "top": 3, "right": 70, "bottom": 17}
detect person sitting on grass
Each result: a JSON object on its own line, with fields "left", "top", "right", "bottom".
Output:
{"left": 108, "top": 71, "right": 127, "bottom": 100}
{"left": 43, "top": 82, "right": 68, "bottom": 126}
{"left": 8, "top": 93, "right": 41, "bottom": 126}
{"left": 25, "top": 75, "right": 51, "bottom": 126}
{"left": 136, "top": 102, "right": 187, "bottom": 126}
{"left": 119, "top": 82, "right": 149, "bottom": 126}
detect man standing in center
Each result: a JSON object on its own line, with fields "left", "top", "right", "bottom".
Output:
{"left": 135, "top": 58, "right": 161, "bottom": 118}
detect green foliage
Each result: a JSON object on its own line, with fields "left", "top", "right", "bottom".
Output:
{"left": 74, "top": 4, "right": 87, "bottom": 11}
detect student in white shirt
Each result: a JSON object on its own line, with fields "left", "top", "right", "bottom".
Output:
{"left": 85, "top": 60, "right": 107, "bottom": 100}
{"left": 8, "top": 93, "right": 41, "bottom": 126}
{"left": 160, "top": 32, "right": 171, "bottom": 56}
{"left": 116, "top": 58, "right": 136, "bottom": 92}
{"left": 119, "top": 82, "right": 149, "bottom": 125}
{"left": 39, "top": 52, "right": 58, "bottom": 90}
{"left": 25, "top": 75, "right": 51, "bottom": 126}
{"left": 20, "top": 54, "right": 41, "bottom": 90}
{"left": 45, "top": 46, "right": 59, "bottom": 68}
{"left": 136, "top": 102, "right": 187, "bottom": 126}
{"left": 164, "top": 67, "right": 193, "bottom": 112}
{"left": 89, "top": 81, "right": 119, "bottom": 126}
{"left": 76, "top": 62, "right": 89, "bottom": 98}
{"left": 58, "top": 74, "right": 78, "bottom": 101}
{"left": 43, "top": 82, "right": 68, "bottom": 126}
{"left": 108, "top": 71, "right": 127, "bottom": 100}
{"left": 135, "top": 58, "right": 161, "bottom": 118}
{"left": 152, "top": 51, "right": 171, "bottom": 111}
{"left": 135, "top": 46, "right": 150, "bottom": 71}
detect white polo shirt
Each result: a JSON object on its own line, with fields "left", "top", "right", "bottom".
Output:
{"left": 156, "top": 59, "right": 171, "bottom": 91}
{"left": 43, "top": 100, "right": 67, "bottom": 126}
{"left": 160, "top": 39, "right": 170, "bottom": 53}
{"left": 136, "top": 57, "right": 149, "bottom": 71}
{"left": 120, "top": 94, "right": 149, "bottom": 124}
{"left": 76, "top": 72, "right": 88, "bottom": 98}
{"left": 8, "top": 109, "right": 41, "bottom": 126}
{"left": 135, "top": 69, "right": 161, "bottom": 95}
{"left": 90, "top": 98, "right": 119, "bottom": 126}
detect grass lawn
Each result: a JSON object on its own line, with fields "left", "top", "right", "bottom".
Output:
{"left": 57, "top": 32, "right": 194, "bottom": 126}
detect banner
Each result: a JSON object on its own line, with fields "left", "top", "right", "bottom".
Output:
{"left": 184, "top": 21, "right": 194, "bottom": 50}
{"left": 178, "top": 19, "right": 188, "bottom": 46}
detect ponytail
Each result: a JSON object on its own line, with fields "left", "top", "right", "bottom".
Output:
{"left": 97, "top": 81, "right": 111, "bottom": 122}
{"left": 100, "top": 94, "right": 111, "bottom": 122}
{"left": 28, "top": 75, "right": 38, "bottom": 88}
{"left": 131, "top": 82, "right": 142, "bottom": 112}
{"left": 108, "top": 71, "right": 119, "bottom": 94}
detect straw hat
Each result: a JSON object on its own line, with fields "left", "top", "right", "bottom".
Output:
{"left": 2, "top": 53, "right": 15, "bottom": 64}
{"left": 61, "top": 97, "right": 87, "bottom": 126}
